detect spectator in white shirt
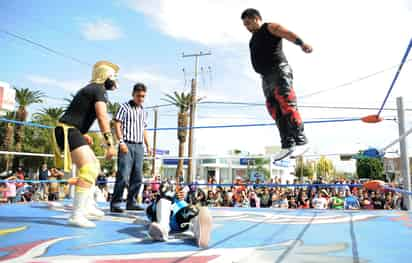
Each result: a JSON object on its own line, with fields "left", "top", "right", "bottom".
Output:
{"left": 312, "top": 193, "right": 328, "bottom": 209}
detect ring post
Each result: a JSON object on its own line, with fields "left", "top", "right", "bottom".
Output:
{"left": 397, "top": 97, "right": 412, "bottom": 210}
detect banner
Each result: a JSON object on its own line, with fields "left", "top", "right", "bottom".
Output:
{"left": 0, "top": 81, "right": 16, "bottom": 112}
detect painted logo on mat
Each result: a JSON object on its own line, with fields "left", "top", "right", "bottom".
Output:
{"left": 0, "top": 205, "right": 376, "bottom": 262}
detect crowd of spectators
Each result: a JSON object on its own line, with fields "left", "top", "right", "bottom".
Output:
{"left": 0, "top": 165, "right": 69, "bottom": 203}
{"left": 142, "top": 177, "right": 405, "bottom": 210}
{"left": 0, "top": 167, "right": 406, "bottom": 211}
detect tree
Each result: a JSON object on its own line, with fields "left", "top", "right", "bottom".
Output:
{"left": 316, "top": 156, "right": 335, "bottom": 181}
{"left": 107, "top": 102, "right": 120, "bottom": 140}
{"left": 163, "top": 92, "right": 192, "bottom": 183}
{"left": 233, "top": 149, "right": 242, "bottom": 155}
{"left": 64, "top": 93, "right": 75, "bottom": 107}
{"left": 356, "top": 158, "right": 385, "bottom": 181}
{"left": 13, "top": 87, "right": 44, "bottom": 168}
{"left": 1, "top": 111, "right": 16, "bottom": 171}
{"left": 33, "top": 107, "right": 65, "bottom": 126}
{"left": 295, "top": 159, "right": 315, "bottom": 180}
{"left": 106, "top": 101, "right": 121, "bottom": 171}
{"left": 9, "top": 107, "right": 64, "bottom": 172}
{"left": 143, "top": 159, "right": 152, "bottom": 178}
{"left": 246, "top": 157, "right": 270, "bottom": 181}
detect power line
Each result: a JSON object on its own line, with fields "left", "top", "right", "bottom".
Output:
{"left": 2, "top": 27, "right": 411, "bottom": 109}
{"left": 299, "top": 58, "right": 412, "bottom": 99}
{"left": 148, "top": 101, "right": 412, "bottom": 112}
{"left": 0, "top": 28, "right": 92, "bottom": 67}
{"left": 160, "top": 113, "right": 396, "bottom": 121}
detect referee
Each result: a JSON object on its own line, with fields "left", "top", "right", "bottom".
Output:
{"left": 110, "top": 83, "right": 152, "bottom": 212}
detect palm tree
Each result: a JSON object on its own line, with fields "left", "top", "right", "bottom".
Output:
{"left": 163, "top": 92, "right": 192, "bottom": 183}
{"left": 107, "top": 101, "right": 120, "bottom": 136}
{"left": 107, "top": 101, "right": 120, "bottom": 117}
{"left": 13, "top": 87, "right": 44, "bottom": 167}
{"left": 316, "top": 156, "right": 335, "bottom": 181}
{"left": 107, "top": 101, "right": 121, "bottom": 171}
{"left": 2, "top": 111, "right": 16, "bottom": 171}
{"left": 32, "top": 107, "right": 65, "bottom": 164}
{"left": 33, "top": 107, "right": 65, "bottom": 126}
{"left": 64, "top": 93, "right": 75, "bottom": 108}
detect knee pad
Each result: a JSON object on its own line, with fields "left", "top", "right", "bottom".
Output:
{"left": 78, "top": 161, "right": 100, "bottom": 184}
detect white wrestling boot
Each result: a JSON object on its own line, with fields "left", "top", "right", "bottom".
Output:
{"left": 273, "top": 147, "right": 295, "bottom": 161}
{"left": 148, "top": 199, "right": 171, "bottom": 241}
{"left": 68, "top": 190, "right": 96, "bottom": 228}
{"left": 189, "top": 207, "right": 213, "bottom": 248}
{"left": 148, "top": 222, "right": 169, "bottom": 241}
{"left": 290, "top": 144, "right": 310, "bottom": 159}
{"left": 85, "top": 186, "right": 104, "bottom": 219}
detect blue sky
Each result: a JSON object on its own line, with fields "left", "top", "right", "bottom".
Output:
{"left": 1, "top": 0, "right": 202, "bottom": 102}
{"left": 1, "top": 0, "right": 412, "bottom": 172}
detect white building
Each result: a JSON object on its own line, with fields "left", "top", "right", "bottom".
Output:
{"left": 161, "top": 155, "right": 295, "bottom": 184}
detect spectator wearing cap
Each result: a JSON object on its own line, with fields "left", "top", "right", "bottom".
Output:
{"left": 312, "top": 191, "right": 328, "bottom": 209}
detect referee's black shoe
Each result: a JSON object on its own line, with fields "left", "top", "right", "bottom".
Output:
{"left": 126, "top": 203, "right": 145, "bottom": 211}
{"left": 110, "top": 206, "right": 124, "bottom": 213}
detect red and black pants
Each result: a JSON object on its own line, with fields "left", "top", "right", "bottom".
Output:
{"left": 262, "top": 63, "right": 307, "bottom": 149}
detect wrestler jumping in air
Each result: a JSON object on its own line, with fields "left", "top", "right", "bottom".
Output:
{"left": 146, "top": 182, "right": 213, "bottom": 248}
{"left": 53, "top": 61, "right": 119, "bottom": 228}
{"left": 241, "top": 8, "right": 313, "bottom": 160}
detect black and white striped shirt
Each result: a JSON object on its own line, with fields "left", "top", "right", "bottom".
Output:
{"left": 114, "top": 101, "right": 147, "bottom": 143}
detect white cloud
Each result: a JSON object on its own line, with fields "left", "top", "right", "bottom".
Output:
{"left": 122, "top": 70, "right": 182, "bottom": 93}
{"left": 27, "top": 75, "right": 84, "bottom": 92}
{"left": 124, "top": 0, "right": 249, "bottom": 45}
{"left": 80, "top": 20, "right": 123, "bottom": 41}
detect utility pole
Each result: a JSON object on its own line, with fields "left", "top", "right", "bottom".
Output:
{"left": 151, "top": 107, "right": 158, "bottom": 178}
{"left": 396, "top": 97, "right": 412, "bottom": 211}
{"left": 300, "top": 156, "right": 304, "bottom": 183}
{"left": 182, "top": 51, "right": 211, "bottom": 183}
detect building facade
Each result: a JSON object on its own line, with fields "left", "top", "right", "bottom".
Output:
{"left": 161, "top": 156, "right": 295, "bottom": 184}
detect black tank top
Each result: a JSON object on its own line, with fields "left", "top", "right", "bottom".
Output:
{"left": 249, "top": 23, "right": 288, "bottom": 75}
{"left": 59, "top": 83, "right": 108, "bottom": 134}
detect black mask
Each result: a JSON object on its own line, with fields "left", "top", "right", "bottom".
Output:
{"left": 104, "top": 78, "right": 117, "bottom": 90}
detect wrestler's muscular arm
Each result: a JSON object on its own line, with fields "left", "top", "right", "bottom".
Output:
{"left": 95, "top": 101, "right": 116, "bottom": 160}
{"left": 267, "top": 23, "right": 313, "bottom": 53}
